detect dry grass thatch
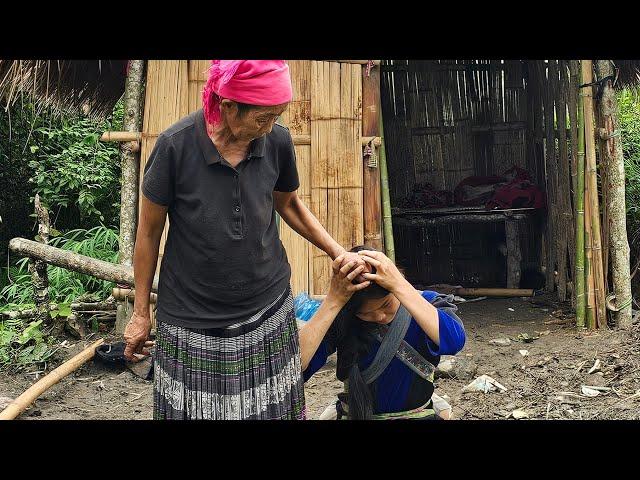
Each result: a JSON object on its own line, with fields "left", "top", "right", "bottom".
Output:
{"left": 0, "top": 60, "right": 128, "bottom": 118}
{"left": 612, "top": 60, "right": 640, "bottom": 91}
{"left": 0, "top": 59, "right": 637, "bottom": 120}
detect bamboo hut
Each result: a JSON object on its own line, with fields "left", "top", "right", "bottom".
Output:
{"left": 3, "top": 59, "right": 639, "bottom": 330}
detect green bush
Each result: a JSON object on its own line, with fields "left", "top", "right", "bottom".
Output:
{"left": 28, "top": 99, "right": 124, "bottom": 225}
{"left": 1, "top": 225, "right": 119, "bottom": 305}
{"left": 617, "top": 89, "right": 640, "bottom": 259}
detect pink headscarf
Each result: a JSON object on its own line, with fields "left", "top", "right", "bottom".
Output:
{"left": 202, "top": 60, "right": 293, "bottom": 125}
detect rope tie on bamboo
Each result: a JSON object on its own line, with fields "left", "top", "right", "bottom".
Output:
{"left": 365, "top": 60, "right": 375, "bottom": 78}
{"left": 364, "top": 141, "right": 378, "bottom": 168}
{"left": 579, "top": 72, "right": 618, "bottom": 100}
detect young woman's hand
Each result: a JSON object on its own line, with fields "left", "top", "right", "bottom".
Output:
{"left": 326, "top": 254, "right": 372, "bottom": 306}
{"left": 357, "top": 250, "right": 408, "bottom": 294}
{"left": 335, "top": 251, "right": 368, "bottom": 283}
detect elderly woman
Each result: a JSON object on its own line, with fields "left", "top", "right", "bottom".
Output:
{"left": 123, "top": 60, "right": 364, "bottom": 420}
{"left": 299, "top": 247, "right": 465, "bottom": 420}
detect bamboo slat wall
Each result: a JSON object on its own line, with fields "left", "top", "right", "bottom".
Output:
{"left": 278, "top": 61, "right": 312, "bottom": 296}
{"left": 309, "top": 61, "right": 363, "bottom": 295}
{"left": 139, "top": 60, "right": 365, "bottom": 300}
{"left": 381, "top": 60, "right": 580, "bottom": 300}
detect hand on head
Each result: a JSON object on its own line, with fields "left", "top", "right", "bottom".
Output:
{"left": 356, "top": 250, "right": 406, "bottom": 294}
{"left": 334, "top": 251, "right": 369, "bottom": 283}
{"left": 327, "top": 254, "right": 372, "bottom": 306}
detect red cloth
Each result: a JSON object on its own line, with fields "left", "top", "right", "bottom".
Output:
{"left": 486, "top": 167, "right": 545, "bottom": 210}
{"left": 202, "top": 60, "right": 293, "bottom": 125}
{"left": 453, "top": 167, "right": 546, "bottom": 210}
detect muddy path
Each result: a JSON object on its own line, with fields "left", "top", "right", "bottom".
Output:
{"left": 1, "top": 295, "right": 638, "bottom": 420}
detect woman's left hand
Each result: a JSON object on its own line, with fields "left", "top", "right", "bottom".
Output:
{"left": 357, "top": 250, "right": 408, "bottom": 293}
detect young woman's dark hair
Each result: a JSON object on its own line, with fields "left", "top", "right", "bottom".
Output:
{"left": 334, "top": 245, "right": 391, "bottom": 420}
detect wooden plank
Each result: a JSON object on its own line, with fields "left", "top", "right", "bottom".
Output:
{"left": 362, "top": 62, "right": 383, "bottom": 250}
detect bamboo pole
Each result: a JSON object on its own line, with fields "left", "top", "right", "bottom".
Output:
{"left": 581, "top": 60, "right": 607, "bottom": 329}
{"left": 311, "top": 287, "right": 535, "bottom": 300}
{"left": 378, "top": 108, "right": 395, "bottom": 262}
{"left": 100, "top": 131, "right": 142, "bottom": 142}
{"left": 595, "top": 60, "right": 634, "bottom": 328}
{"left": 575, "top": 62, "right": 587, "bottom": 328}
{"left": 0, "top": 338, "right": 104, "bottom": 420}
{"left": 585, "top": 185, "right": 597, "bottom": 329}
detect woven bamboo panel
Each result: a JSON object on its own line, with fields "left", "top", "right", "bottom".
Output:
{"left": 278, "top": 60, "right": 312, "bottom": 296}
{"left": 139, "top": 60, "right": 189, "bottom": 327}
{"left": 310, "top": 61, "right": 363, "bottom": 294}
{"left": 139, "top": 60, "right": 365, "bottom": 301}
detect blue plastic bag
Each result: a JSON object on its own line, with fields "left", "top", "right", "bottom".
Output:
{"left": 294, "top": 292, "right": 321, "bottom": 322}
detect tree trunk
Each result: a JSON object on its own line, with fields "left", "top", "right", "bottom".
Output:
{"left": 595, "top": 60, "right": 633, "bottom": 328}
{"left": 117, "top": 60, "right": 146, "bottom": 334}
{"left": 28, "top": 194, "right": 51, "bottom": 325}
{"left": 9, "top": 238, "right": 159, "bottom": 292}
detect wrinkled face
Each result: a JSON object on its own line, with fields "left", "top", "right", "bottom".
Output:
{"left": 354, "top": 293, "right": 397, "bottom": 324}
{"left": 221, "top": 100, "right": 289, "bottom": 141}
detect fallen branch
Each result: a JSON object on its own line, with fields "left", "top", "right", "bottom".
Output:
{"left": 9, "top": 238, "right": 159, "bottom": 292}
{"left": 0, "top": 338, "right": 104, "bottom": 420}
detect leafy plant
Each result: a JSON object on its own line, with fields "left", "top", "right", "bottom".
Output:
{"left": 1, "top": 225, "right": 119, "bottom": 305}
{"left": 0, "top": 318, "right": 58, "bottom": 371}
{"left": 28, "top": 99, "right": 124, "bottom": 224}
{"left": 617, "top": 90, "right": 640, "bottom": 251}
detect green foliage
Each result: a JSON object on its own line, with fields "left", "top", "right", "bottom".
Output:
{"left": 0, "top": 318, "right": 58, "bottom": 371}
{"left": 0, "top": 226, "right": 119, "bottom": 305}
{"left": 28, "top": 99, "right": 124, "bottom": 224}
{"left": 616, "top": 89, "right": 640, "bottom": 254}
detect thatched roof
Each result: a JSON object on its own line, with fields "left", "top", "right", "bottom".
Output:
{"left": 612, "top": 60, "right": 640, "bottom": 90}
{"left": 0, "top": 60, "right": 128, "bottom": 118}
{"left": 0, "top": 60, "right": 637, "bottom": 120}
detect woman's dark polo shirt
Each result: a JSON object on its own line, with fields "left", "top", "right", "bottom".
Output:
{"left": 142, "top": 109, "right": 299, "bottom": 329}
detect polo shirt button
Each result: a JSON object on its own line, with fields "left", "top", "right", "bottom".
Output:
{"left": 234, "top": 206, "right": 240, "bottom": 212}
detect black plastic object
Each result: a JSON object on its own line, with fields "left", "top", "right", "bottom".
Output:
{"left": 94, "top": 341, "right": 127, "bottom": 367}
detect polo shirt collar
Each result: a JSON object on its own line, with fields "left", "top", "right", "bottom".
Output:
{"left": 195, "top": 108, "right": 266, "bottom": 166}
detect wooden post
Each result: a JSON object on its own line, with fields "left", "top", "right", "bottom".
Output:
{"left": 581, "top": 60, "right": 608, "bottom": 329}
{"left": 595, "top": 60, "right": 633, "bottom": 328}
{"left": 28, "top": 194, "right": 51, "bottom": 326}
{"left": 116, "top": 60, "right": 145, "bottom": 334}
{"left": 362, "top": 62, "right": 383, "bottom": 251}
{"left": 505, "top": 218, "right": 522, "bottom": 288}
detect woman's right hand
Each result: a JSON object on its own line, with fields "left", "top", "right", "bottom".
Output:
{"left": 326, "top": 254, "right": 372, "bottom": 306}
{"left": 123, "top": 311, "right": 153, "bottom": 362}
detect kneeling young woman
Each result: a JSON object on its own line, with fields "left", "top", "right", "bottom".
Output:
{"left": 299, "top": 246, "right": 466, "bottom": 420}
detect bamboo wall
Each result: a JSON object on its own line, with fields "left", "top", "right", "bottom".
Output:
{"left": 381, "top": 60, "right": 579, "bottom": 301}
{"left": 139, "top": 60, "right": 367, "bottom": 301}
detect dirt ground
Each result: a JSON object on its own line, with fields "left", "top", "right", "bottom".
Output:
{"left": 2, "top": 294, "right": 639, "bottom": 420}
